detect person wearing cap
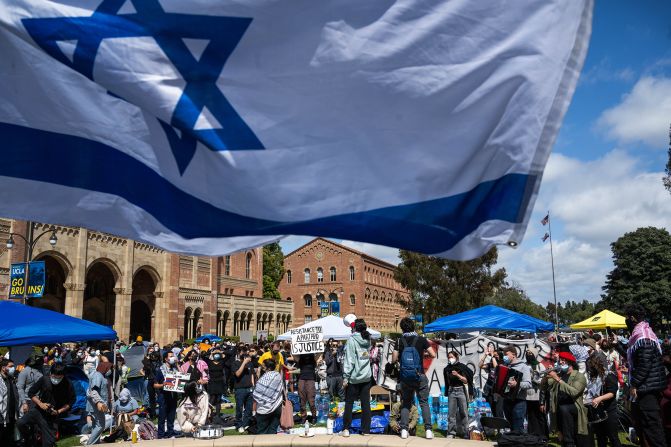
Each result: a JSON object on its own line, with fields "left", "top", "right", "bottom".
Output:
{"left": 541, "top": 351, "right": 587, "bottom": 447}
{"left": 500, "top": 345, "right": 532, "bottom": 433}
{"left": 134, "top": 336, "right": 144, "bottom": 348}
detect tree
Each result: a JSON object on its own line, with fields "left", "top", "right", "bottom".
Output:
{"left": 600, "top": 227, "right": 671, "bottom": 327}
{"left": 394, "top": 247, "right": 506, "bottom": 323}
{"left": 547, "top": 300, "right": 596, "bottom": 327}
{"left": 486, "top": 282, "right": 547, "bottom": 320}
{"left": 663, "top": 124, "right": 671, "bottom": 193}
{"left": 262, "top": 243, "right": 285, "bottom": 300}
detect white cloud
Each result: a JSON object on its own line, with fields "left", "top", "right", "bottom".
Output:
{"left": 499, "top": 149, "right": 671, "bottom": 304}
{"left": 597, "top": 76, "right": 671, "bottom": 148}
{"left": 338, "top": 240, "right": 400, "bottom": 265}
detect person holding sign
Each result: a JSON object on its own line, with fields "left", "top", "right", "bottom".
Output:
{"left": 154, "top": 351, "right": 181, "bottom": 439}
{"left": 341, "top": 318, "right": 373, "bottom": 437}
{"left": 232, "top": 346, "right": 257, "bottom": 433}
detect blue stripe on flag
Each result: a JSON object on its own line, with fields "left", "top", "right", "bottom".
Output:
{"left": 0, "top": 123, "right": 533, "bottom": 254}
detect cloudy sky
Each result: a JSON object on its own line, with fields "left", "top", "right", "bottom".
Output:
{"left": 281, "top": 1, "right": 671, "bottom": 307}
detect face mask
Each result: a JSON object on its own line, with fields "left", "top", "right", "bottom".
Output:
{"left": 168, "top": 357, "right": 176, "bottom": 365}
{"left": 503, "top": 355, "right": 511, "bottom": 365}
{"left": 120, "top": 398, "right": 129, "bottom": 405}
{"left": 5, "top": 367, "right": 15, "bottom": 377}
{"left": 560, "top": 364, "right": 569, "bottom": 372}
{"left": 448, "top": 358, "right": 456, "bottom": 365}
{"left": 214, "top": 354, "right": 222, "bottom": 360}
{"left": 95, "top": 350, "right": 100, "bottom": 356}
{"left": 43, "top": 348, "right": 48, "bottom": 354}
{"left": 50, "top": 376, "right": 63, "bottom": 385}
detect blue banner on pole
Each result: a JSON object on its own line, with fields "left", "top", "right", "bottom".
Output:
{"left": 9, "top": 261, "right": 45, "bottom": 299}
{"left": 9, "top": 263, "right": 26, "bottom": 298}
{"left": 330, "top": 301, "right": 340, "bottom": 317}
{"left": 27, "top": 261, "right": 45, "bottom": 298}
{"left": 320, "top": 302, "right": 329, "bottom": 318}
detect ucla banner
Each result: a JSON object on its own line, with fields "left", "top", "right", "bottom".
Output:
{"left": 9, "top": 261, "right": 46, "bottom": 299}
{"left": 0, "top": 0, "right": 592, "bottom": 259}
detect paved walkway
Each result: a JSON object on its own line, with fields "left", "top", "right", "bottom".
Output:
{"left": 118, "top": 434, "right": 495, "bottom": 447}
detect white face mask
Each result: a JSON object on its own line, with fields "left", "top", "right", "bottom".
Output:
{"left": 5, "top": 367, "right": 15, "bottom": 377}
{"left": 448, "top": 358, "right": 456, "bottom": 365}
{"left": 168, "top": 357, "right": 177, "bottom": 365}
{"left": 50, "top": 376, "right": 63, "bottom": 385}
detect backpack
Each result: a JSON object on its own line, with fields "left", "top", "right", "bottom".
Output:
{"left": 137, "top": 419, "right": 158, "bottom": 440}
{"left": 399, "top": 337, "right": 422, "bottom": 383}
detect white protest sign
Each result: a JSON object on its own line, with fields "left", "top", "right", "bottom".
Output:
{"left": 291, "top": 326, "right": 324, "bottom": 355}
{"left": 163, "top": 372, "right": 191, "bottom": 393}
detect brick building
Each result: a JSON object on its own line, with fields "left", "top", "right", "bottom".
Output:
{"left": 0, "top": 218, "right": 292, "bottom": 345}
{"left": 279, "top": 238, "right": 409, "bottom": 333}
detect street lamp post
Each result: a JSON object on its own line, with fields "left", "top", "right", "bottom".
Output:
{"left": 6, "top": 222, "right": 58, "bottom": 305}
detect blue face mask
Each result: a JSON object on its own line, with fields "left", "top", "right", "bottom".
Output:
{"left": 503, "top": 355, "right": 511, "bottom": 365}
{"left": 560, "top": 364, "right": 569, "bottom": 372}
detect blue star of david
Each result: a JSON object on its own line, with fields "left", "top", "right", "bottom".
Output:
{"left": 22, "top": 0, "right": 264, "bottom": 174}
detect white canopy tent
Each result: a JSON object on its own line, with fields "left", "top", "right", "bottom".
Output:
{"left": 277, "top": 315, "right": 381, "bottom": 341}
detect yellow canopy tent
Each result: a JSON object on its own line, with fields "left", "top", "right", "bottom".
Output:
{"left": 570, "top": 309, "right": 626, "bottom": 330}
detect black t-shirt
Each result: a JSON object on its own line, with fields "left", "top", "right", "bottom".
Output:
{"left": 600, "top": 373, "right": 618, "bottom": 412}
{"left": 231, "top": 359, "right": 254, "bottom": 388}
{"left": 399, "top": 336, "right": 430, "bottom": 373}
{"left": 28, "top": 376, "right": 75, "bottom": 412}
{"left": 297, "top": 354, "right": 317, "bottom": 381}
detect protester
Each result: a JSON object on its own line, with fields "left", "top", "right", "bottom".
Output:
{"left": 85, "top": 361, "right": 113, "bottom": 445}
{"left": 392, "top": 317, "right": 435, "bottom": 440}
{"left": 541, "top": 351, "right": 587, "bottom": 447}
{"left": 206, "top": 348, "right": 226, "bottom": 422}
{"left": 18, "top": 363, "right": 75, "bottom": 447}
{"left": 154, "top": 350, "right": 181, "bottom": 439}
{"left": 232, "top": 345, "right": 256, "bottom": 433}
{"left": 252, "top": 359, "right": 284, "bottom": 434}
{"left": 0, "top": 358, "right": 19, "bottom": 446}
{"left": 83, "top": 349, "right": 99, "bottom": 378}
{"left": 443, "top": 351, "right": 472, "bottom": 439}
{"left": 17, "top": 355, "right": 43, "bottom": 415}
{"left": 624, "top": 303, "right": 667, "bottom": 447}
{"left": 388, "top": 399, "right": 418, "bottom": 436}
{"left": 342, "top": 318, "right": 373, "bottom": 437}
{"left": 585, "top": 356, "right": 620, "bottom": 447}
{"left": 142, "top": 347, "right": 160, "bottom": 418}
{"left": 295, "top": 352, "right": 317, "bottom": 423}
{"left": 480, "top": 343, "right": 500, "bottom": 415}
{"left": 102, "top": 388, "right": 140, "bottom": 443}
{"left": 526, "top": 347, "right": 548, "bottom": 438}
{"left": 180, "top": 349, "right": 209, "bottom": 384}
{"left": 199, "top": 338, "right": 212, "bottom": 354}
{"left": 258, "top": 341, "right": 284, "bottom": 374}
{"left": 176, "top": 381, "right": 210, "bottom": 435}
{"left": 324, "top": 339, "right": 345, "bottom": 401}
{"left": 500, "top": 345, "right": 532, "bottom": 433}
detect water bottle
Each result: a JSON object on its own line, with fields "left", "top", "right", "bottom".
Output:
{"left": 327, "top": 417, "right": 334, "bottom": 435}
{"left": 304, "top": 420, "right": 310, "bottom": 437}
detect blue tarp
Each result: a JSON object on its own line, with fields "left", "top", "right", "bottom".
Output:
{"left": 194, "top": 333, "right": 222, "bottom": 343}
{"left": 0, "top": 300, "right": 117, "bottom": 346}
{"left": 424, "top": 305, "right": 554, "bottom": 333}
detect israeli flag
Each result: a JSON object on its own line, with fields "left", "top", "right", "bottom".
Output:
{"left": 0, "top": 0, "right": 592, "bottom": 259}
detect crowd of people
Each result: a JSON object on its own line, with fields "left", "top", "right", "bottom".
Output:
{"left": 0, "top": 306, "right": 670, "bottom": 446}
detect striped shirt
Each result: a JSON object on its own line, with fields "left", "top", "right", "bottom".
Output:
{"left": 252, "top": 371, "right": 284, "bottom": 415}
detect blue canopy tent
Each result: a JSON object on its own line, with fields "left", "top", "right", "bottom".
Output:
{"left": 195, "top": 333, "right": 222, "bottom": 343}
{"left": 424, "top": 305, "right": 554, "bottom": 333}
{"left": 0, "top": 300, "right": 117, "bottom": 346}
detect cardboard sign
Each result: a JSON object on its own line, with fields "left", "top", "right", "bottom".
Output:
{"left": 163, "top": 372, "right": 191, "bottom": 393}
{"left": 290, "top": 326, "right": 324, "bottom": 355}
{"left": 240, "top": 330, "right": 253, "bottom": 344}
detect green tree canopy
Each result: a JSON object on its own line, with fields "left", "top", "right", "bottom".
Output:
{"left": 394, "top": 247, "right": 506, "bottom": 323}
{"left": 546, "top": 300, "right": 596, "bottom": 327}
{"left": 262, "top": 242, "right": 285, "bottom": 300}
{"left": 600, "top": 226, "right": 671, "bottom": 327}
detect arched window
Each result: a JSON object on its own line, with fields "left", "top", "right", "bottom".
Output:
{"left": 317, "top": 268, "right": 324, "bottom": 283}
{"left": 224, "top": 256, "right": 231, "bottom": 276}
{"left": 349, "top": 266, "right": 355, "bottom": 281}
{"left": 350, "top": 294, "right": 356, "bottom": 305}
{"left": 304, "top": 294, "right": 312, "bottom": 307}
{"left": 286, "top": 270, "right": 292, "bottom": 284}
{"left": 330, "top": 267, "right": 336, "bottom": 282}
{"left": 245, "top": 253, "right": 252, "bottom": 279}
{"left": 304, "top": 268, "right": 310, "bottom": 283}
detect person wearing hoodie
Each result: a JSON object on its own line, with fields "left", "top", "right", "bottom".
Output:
{"left": 341, "top": 318, "right": 372, "bottom": 437}
{"left": 86, "top": 361, "right": 113, "bottom": 445}
{"left": 500, "top": 345, "right": 532, "bottom": 433}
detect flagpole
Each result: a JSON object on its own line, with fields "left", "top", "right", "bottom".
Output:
{"left": 547, "top": 211, "right": 559, "bottom": 333}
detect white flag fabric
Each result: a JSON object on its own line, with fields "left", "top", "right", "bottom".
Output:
{"left": 0, "top": 0, "right": 592, "bottom": 259}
